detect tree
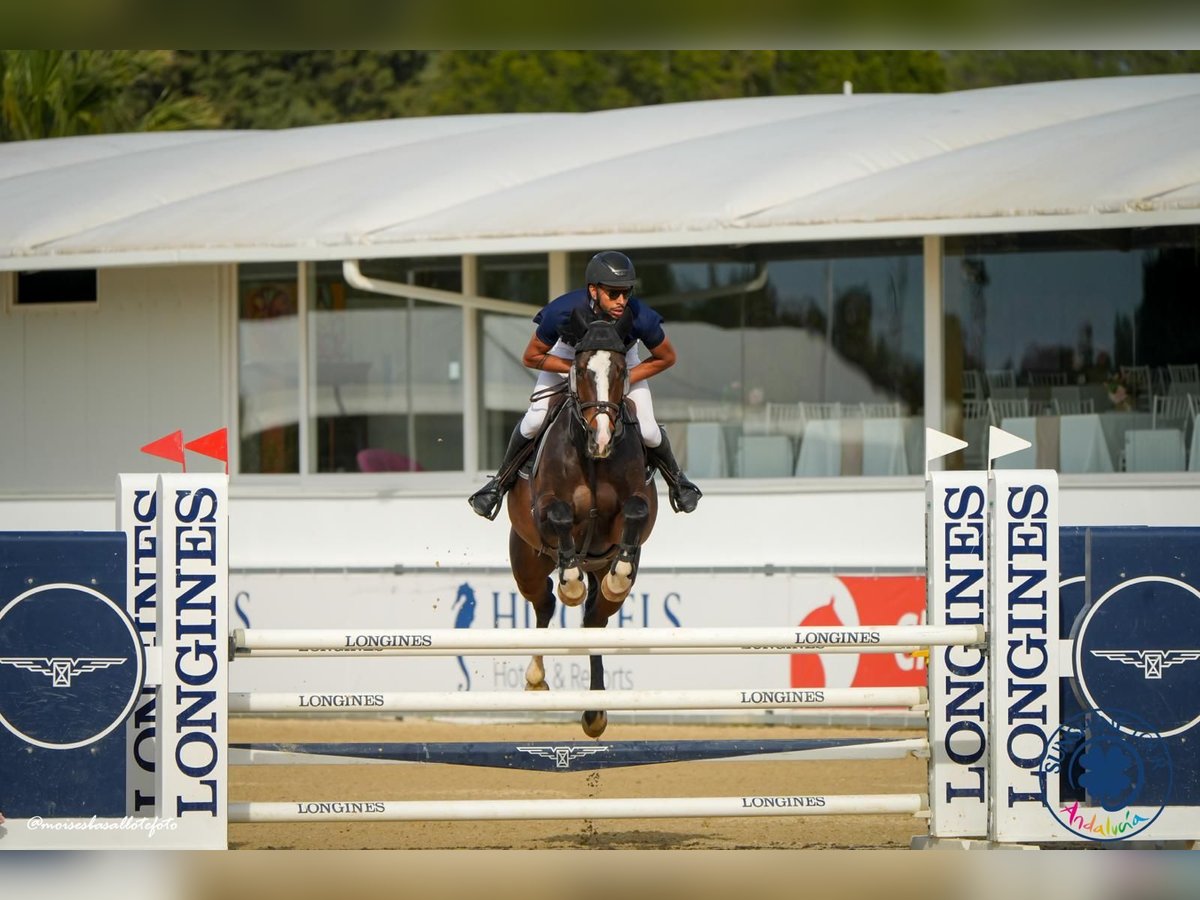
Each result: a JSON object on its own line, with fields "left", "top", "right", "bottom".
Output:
{"left": 397, "top": 51, "right": 948, "bottom": 116}
{"left": 168, "top": 51, "right": 428, "bottom": 129}
{"left": 0, "top": 50, "right": 219, "bottom": 141}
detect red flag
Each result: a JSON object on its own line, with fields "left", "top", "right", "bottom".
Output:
{"left": 141, "top": 430, "right": 186, "bottom": 471}
{"left": 185, "top": 428, "right": 229, "bottom": 474}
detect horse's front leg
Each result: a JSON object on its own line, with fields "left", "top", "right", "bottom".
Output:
{"left": 509, "top": 529, "right": 557, "bottom": 692}
{"left": 546, "top": 499, "right": 586, "bottom": 606}
{"left": 601, "top": 496, "right": 648, "bottom": 603}
{"left": 580, "top": 578, "right": 624, "bottom": 739}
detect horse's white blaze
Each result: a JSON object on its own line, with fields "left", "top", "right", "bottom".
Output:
{"left": 586, "top": 351, "right": 613, "bottom": 455}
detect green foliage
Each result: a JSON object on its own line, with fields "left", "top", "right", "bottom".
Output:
{"left": 943, "top": 50, "right": 1200, "bottom": 90}
{"left": 169, "top": 51, "right": 428, "bottom": 129}
{"left": 397, "top": 51, "right": 947, "bottom": 115}
{"left": 0, "top": 50, "right": 219, "bottom": 140}
{"left": 4, "top": 49, "right": 1200, "bottom": 141}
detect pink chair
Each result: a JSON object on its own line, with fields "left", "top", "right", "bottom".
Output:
{"left": 356, "top": 448, "right": 423, "bottom": 472}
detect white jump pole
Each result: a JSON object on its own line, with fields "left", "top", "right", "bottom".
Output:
{"left": 233, "top": 624, "right": 983, "bottom": 653}
{"left": 230, "top": 793, "right": 928, "bottom": 823}
{"left": 229, "top": 686, "right": 927, "bottom": 714}
{"left": 238, "top": 644, "right": 927, "bottom": 657}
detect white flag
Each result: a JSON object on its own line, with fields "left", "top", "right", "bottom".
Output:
{"left": 924, "top": 428, "right": 968, "bottom": 473}
{"left": 988, "top": 426, "right": 1032, "bottom": 464}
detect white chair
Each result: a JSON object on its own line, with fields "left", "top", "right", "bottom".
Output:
{"left": 688, "top": 402, "right": 738, "bottom": 422}
{"left": 1168, "top": 363, "right": 1199, "bottom": 385}
{"left": 763, "top": 402, "right": 806, "bottom": 438}
{"left": 987, "top": 398, "right": 1030, "bottom": 426}
{"left": 1152, "top": 394, "right": 1192, "bottom": 430}
{"left": 858, "top": 401, "right": 903, "bottom": 418}
{"left": 797, "top": 401, "right": 844, "bottom": 422}
{"left": 735, "top": 434, "right": 794, "bottom": 477}
{"left": 1050, "top": 397, "right": 1095, "bottom": 416}
{"left": 684, "top": 422, "right": 729, "bottom": 478}
{"left": 985, "top": 370, "right": 1016, "bottom": 393}
{"left": 1029, "top": 372, "right": 1067, "bottom": 387}
{"left": 1124, "top": 429, "right": 1185, "bottom": 472}
{"left": 963, "top": 369, "right": 983, "bottom": 401}
{"left": 963, "top": 398, "right": 988, "bottom": 420}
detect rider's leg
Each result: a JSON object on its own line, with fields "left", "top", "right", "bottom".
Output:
{"left": 467, "top": 370, "right": 559, "bottom": 520}
{"left": 628, "top": 380, "right": 702, "bottom": 514}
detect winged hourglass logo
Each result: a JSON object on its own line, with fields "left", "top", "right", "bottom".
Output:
{"left": 516, "top": 745, "right": 611, "bottom": 768}
{"left": 1090, "top": 649, "right": 1200, "bottom": 680}
{"left": 0, "top": 656, "right": 127, "bottom": 688}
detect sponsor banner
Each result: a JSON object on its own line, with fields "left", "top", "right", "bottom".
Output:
{"left": 155, "top": 474, "right": 228, "bottom": 849}
{"left": 228, "top": 571, "right": 926, "bottom": 697}
{"left": 926, "top": 469, "right": 989, "bottom": 839}
{"left": 117, "top": 474, "right": 160, "bottom": 817}
{"left": 988, "top": 469, "right": 1059, "bottom": 843}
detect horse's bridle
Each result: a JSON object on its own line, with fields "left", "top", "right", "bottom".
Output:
{"left": 568, "top": 353, "right": 628, "bottom": 446}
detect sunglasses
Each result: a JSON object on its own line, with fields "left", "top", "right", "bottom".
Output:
{"left": 600, "top": 285, "right": 631, "bottom": 299}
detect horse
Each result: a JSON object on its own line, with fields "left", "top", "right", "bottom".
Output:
{"left": 506, "top": 316, "right": 658, "bottom": 738}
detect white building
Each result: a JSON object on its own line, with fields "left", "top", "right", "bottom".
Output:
{"left": 2, "top": 74, "right": 1199, "bottom": 586}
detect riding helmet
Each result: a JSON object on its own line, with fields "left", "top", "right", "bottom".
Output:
{"left": 585, "top": 251, "right": 637, "bottom": 289}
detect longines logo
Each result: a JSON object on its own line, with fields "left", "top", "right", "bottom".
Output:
{"left": 516, "top": 744, "right": 611, "bottom": 768}
{"left": 0, "top": 583, "right": 144, "bottom": 750}
{"left": 1090, "top": 649, "right": 1200, "bottom": 680}
{"left": 0, "top": 656, "right": 127, "bottom": 688}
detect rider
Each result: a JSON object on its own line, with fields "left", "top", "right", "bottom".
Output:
{"left": 468, "top": 250, "right": 702, "bottom": 519}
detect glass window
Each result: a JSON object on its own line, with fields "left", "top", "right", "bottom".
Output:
{"left": 312, "top": 258, "right": 463, "bottom": 473}
{"left": 238, "top": 262, "right": 300, "bottom": 474}
{"left": 943, "top": 227, "right": 1200, "bottom": 473}
{"left": 569, "top": 241, "right": 925, "bottom": 478}
{"left": 479, "top": 255, "right": 549, "bottom": 469}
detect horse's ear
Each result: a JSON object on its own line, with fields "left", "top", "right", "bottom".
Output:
{"left": 567, "top": 305, "right": 593, "bottom": 345}
{"left": 614, "top": 305, "right": 634, "bottom": 343}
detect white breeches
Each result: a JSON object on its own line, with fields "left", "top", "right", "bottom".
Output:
{"left": 519, "top": 343, "right": 662, "bottom": 447}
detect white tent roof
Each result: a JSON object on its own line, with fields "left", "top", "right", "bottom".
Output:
{"left": 1, "top": 74, "right": 1199, "bottom": 271}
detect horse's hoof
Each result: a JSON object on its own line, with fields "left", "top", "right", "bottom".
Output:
{"left": 558, "top": 580, "right": 586, "bottom": 606}
{"left": 524, "top": 680, "right": 550, "bottom": 692}
{"left": 600, "top": 573, "right": 631, "bottom": 603}
{"left": 581, "top": 710, "right": 608, "bottom": 738}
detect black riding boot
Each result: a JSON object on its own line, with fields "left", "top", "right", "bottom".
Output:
{"left": 647, "top": 431, "right": 702, "bottom": 514}
{"left": 468, "top": 425, "right": 534, "bottom": 520}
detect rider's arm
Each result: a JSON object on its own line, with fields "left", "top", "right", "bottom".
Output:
{"left": 629, "top": 336, "right": 677, "bottom": 384}
{"left": 522, "top": 334, "right": 571, "bottom": 374}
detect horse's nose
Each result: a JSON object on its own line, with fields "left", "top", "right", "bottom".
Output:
{"left": 590, "top": 435, "right": 613, "bottom": 459}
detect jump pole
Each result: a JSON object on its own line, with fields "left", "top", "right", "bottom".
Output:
{"left": 229, "top": 686, "right": 927, "bottom": 714}
{"left": 231, "top": 793, "right": 928, "bottom": 823}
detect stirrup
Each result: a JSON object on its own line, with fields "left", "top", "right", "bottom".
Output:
{"left": 468, "top": 481, "right": 504, "bottom": 520}
{"left": 667, "top": 480, "right": 702, "bottom": 514}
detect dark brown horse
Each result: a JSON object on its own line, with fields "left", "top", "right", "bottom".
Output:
{"left": 506, "top": 318, "right": 657, "bottom": 737}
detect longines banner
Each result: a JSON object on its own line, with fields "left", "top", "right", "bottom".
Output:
{"left": 227, "top": 571, "right": 927, "bottom": 696}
